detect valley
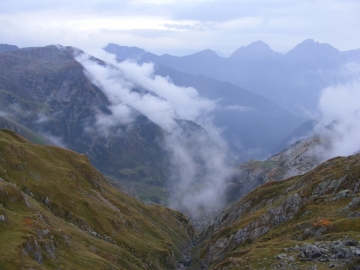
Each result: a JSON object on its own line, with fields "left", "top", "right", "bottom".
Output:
{"left": 0, "top": 41, "right": 360, "bottom": 269}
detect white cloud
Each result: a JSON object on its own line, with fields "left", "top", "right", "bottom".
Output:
{"left": 317, "top": 79, "right": 360, "bottom": 158}
{"left": 76, "top": 51, "right": 233, "bottom": 216}
{"left": 78, "top": 52, "right": 215, "bottom": 131}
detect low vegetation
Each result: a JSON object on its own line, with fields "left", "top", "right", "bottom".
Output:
{"left": 0, "top": 129, "right": 194, "bottom": 269}
{"left": 191, "top": 154, "right": 360, "bottom": 269}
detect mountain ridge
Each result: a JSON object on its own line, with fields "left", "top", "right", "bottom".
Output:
{"left": 104, "top": 40, "right": 360, "bottom": 114}
{"left": 190, "top": 152, "right": 360, "bottom": 269}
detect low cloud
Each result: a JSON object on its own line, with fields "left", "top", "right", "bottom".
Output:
{"left": 317, "top": 79, "right": 360, "bottom": 159}
{"left": 39, "top": 132, "right": 67, "bottom": 148}
{"left": 76, "top": 51, "right": 233, "bottom": 216}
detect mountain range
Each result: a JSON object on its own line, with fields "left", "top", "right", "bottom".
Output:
{"left": 0, "top": 43, "right": 311, "bottom": 205}
{"left": 0, "top": 39, "right": 360, "bottom": 269}
{"left": 0, "top": 41, "right": 360, "bottom": 270}
{"left": 105, "top": 39, "right": 360, "bottom": 115}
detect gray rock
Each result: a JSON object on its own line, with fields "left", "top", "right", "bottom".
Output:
{"left": 44, "top": 241, "right": 56, "bottom": 259}
{"left": 44, "top": 197, "right": 50, "bottom": 205}
{"left": 342, "top": 238, "right": 358, "bottom": 246}
{"left": 335, "top": 189, "right": 353, "bottom": 200}
{"left": 277, "top": 253, "right": 287, "bottom": 260}
{"left": 348, "top": 212, "right": 360, "bottom": 218}
{"left": 304, "top": 245, "right": 322, "bottom": 259}
{"left": 0, "top": 215, "right": 5, "bottom": 222}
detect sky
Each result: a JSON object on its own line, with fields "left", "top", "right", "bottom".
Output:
{"left": 1, "top": 0, "right": 360, "bottom": 56}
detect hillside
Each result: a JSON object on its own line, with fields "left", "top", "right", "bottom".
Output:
{"left": 2, "top": 128, "right": 360, "bottom": 269}
{"left": 0, "top": 129, "right": 194, "bottom": 269}
{"left": 190, "top": 153, "right": 360, "bottom": 269}
{"left": 0, "top": 45, "right": 169, "bottom": 203}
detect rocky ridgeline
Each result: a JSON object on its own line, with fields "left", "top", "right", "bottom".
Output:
{"left": 190, "top": 154, "right": 360, "bottom": 269}
{"left": 227, "top": 136, "right": 324, "bottom": 203}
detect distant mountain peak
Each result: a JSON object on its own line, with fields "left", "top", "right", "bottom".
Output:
{"left": 246, "top": 40, "right": 272, "bottom": 51}
{"left": 104, "top": 43, "right": 146, "bottom": 60}
{"left": 230, "top": 40, "right": 279, "bottom": 60}
{"left": 287, "top": 39, "right": 339, "bottom": 55}
{"left": 192, "top": 49, "right": 219, "bottom": 57}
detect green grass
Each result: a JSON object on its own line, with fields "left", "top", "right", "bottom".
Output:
{"left": 0, "top": 129, "right": 194, "bottom": 269}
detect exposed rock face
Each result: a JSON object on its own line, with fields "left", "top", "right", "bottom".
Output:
{"left": 225, "top": 135, "right": 324, "bottom": 203}
{"left": 189, "top": 153, "right": 360, "bottom": 270}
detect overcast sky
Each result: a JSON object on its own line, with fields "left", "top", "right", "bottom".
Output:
{"left": 1, "top": 0, "right": 359, "bottom": 56}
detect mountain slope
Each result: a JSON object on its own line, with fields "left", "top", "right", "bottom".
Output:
{"left": 0, "top": 129, "right": 194, "bottom": 269}
{"left": 191, "top": 153, "right": 360, "bottom": 269}
{"left": 0, "top": 45, "right": 169, "bottom": 202}
{"left": 225, "top": 135, "right": 324, "bottom": 202}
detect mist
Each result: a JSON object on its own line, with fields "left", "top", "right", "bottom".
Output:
{"left": 76, "top": 51, "right": 234, "bottom": 216}
{"left": 317, "top": 78, "right": 360, "bottom": 159}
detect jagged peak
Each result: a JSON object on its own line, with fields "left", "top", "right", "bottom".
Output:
{"left": 286, "top": 39, "right": 340, "bottom": 56}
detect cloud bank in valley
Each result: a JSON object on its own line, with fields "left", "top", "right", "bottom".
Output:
{"left": 76, "top": 51, "right": 234, "bottom": 216}
{"left": 317, "top": 79, "right": 360, "bottom": 159}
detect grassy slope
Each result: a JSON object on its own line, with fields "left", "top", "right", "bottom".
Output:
{"left": 0, "top": 129, "right": 194, "bottom": 269}
{"left": 192, "top": 154, "right": 360, "bottom": 269}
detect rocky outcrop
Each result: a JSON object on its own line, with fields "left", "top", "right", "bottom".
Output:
{"left": 274, "top": 239, "right": 360, "bottom": 269}
{"left": 226, "top": 136, "right": 324, "bottom": 203}
{"left": 190, "top": 153, "right": 360, "bottom": 269}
